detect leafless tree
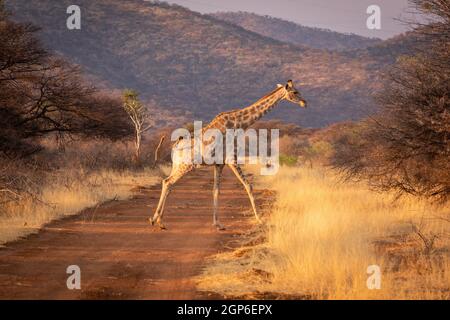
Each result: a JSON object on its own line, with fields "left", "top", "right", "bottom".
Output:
{"left": 122, "top": 90, "right": 153, "bottom": 163}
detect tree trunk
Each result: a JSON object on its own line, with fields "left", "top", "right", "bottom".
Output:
{"left": 134, "top": 130, "right": 141, "bottom": 165}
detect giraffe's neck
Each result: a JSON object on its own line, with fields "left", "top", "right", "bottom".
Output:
{"left": 234, "top": 87, "right": 285, "bottom": 130}
{"left": 203, "top": 87, "right": 286, "bottom": 133}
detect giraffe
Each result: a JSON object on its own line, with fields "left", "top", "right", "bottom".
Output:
{"left": 150, "top": 80, "right": 307, "bottom": 230}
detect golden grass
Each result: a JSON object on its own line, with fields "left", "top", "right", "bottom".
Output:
{"left": 0, "top": 167, "right": 160, "bottom": 246}
{"left": 197, "top": 166, "right": 450, "bottom": 299}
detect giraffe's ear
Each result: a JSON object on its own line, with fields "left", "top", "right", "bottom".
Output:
{"left": 277, "top": 84, "right": 283, "bottom": 88}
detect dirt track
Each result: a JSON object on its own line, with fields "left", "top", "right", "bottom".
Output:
{"left": 0, "top": 167, "right": 266, "bottom": 299}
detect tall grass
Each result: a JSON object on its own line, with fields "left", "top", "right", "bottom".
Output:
{"left": 197, "top": 166, "right": 450, "bottom": 299}
{"left": 0, "top": 168, "right": 159, "bottom": 246}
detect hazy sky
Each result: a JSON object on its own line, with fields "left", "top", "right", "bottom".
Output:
{"left": 165, "top": 0, "right": 415, "bottom": 39}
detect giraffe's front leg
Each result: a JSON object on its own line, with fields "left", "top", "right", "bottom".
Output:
{"left": 212, "top": 165, "right": 225, "bottom": 230}
{"left": 228, "top": 163, "right": 262, "bottom": 224}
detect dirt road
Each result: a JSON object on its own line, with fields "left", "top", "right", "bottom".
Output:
{"left": 0, "top": 167, "right": 266, "bottom": 299}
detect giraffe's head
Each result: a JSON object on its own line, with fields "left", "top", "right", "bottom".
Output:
{"left": 279, "top": 80, "right": 307, "bottom": 108}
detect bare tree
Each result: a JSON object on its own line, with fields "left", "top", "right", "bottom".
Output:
{"left": 122, "top": 90, "right": 153, "bottom": 164}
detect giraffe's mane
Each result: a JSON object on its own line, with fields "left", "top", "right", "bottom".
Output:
{"left": 215, "top": 86, "right": 283, "bottom": 118}
{"left": 244, "top": 86, "right": 284, "bottom": 110}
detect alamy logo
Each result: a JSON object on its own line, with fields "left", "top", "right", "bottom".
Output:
{"left": 66, "top": 265, "right": 81, "bottom": 290}
{"left": 366, "top": 265, "right": 381, "bottom": 289}
{"left": 171, "top": 121, "right": 280, "bottom": 175}
{"left": 366, "top": 5, "right": 381, "bottom": 30}
{"left": 66, "top": 5, "right": 81, "bottom": 30}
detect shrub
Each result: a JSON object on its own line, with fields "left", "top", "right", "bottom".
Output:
{"left": 279, "top": 154, "right": 297, "bottom": 166}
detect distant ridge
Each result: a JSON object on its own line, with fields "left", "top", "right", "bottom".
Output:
{"left": 210, "top": 11, "right": 382, "bottom": 51}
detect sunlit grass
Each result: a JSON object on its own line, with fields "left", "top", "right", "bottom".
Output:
{"left": 197, "top": 166, "right": 450, "bottom": 299}
{"left": 0, "top": 168, "right": 160, "bottom": 246}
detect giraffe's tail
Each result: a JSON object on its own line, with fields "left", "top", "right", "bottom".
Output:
{"left": 152, "top": 135, "right": 166, "bottom": 168}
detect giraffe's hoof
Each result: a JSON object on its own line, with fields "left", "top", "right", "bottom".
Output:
{"left": 149, "top": 217, "right": 166, "bottom": 229}
{"left": 158, "top": 223, "right": 167, "bottom": 230}
{"left": 213, "top": 223, "right": 226, "bottom": 231}
{"left": 153, "top": 218, "right": 166, "bottom": 230}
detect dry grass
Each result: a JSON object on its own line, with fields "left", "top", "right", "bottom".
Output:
{"left": 0, "top": 167, "right": 160, "bottom": 246}
{"left": 197, "top": 166, "right": 450, "bottom": 299}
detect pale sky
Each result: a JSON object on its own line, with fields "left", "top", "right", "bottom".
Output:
{"left": 164, "top": 0, "right": 416, "bottom": 39}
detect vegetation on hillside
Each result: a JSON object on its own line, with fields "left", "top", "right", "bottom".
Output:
{"left": 5, "top": 0, "right": 409, "bottom": 127}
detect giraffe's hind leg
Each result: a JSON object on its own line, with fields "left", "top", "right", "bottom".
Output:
{"left": 228, "top": 163, "right": 262, "bottom": 224}
{"left": 213, "top": 164, "right": 225, "bottom": 230}
{"left": 150, "top": 178, "right": 170, "bottom": 229}
{"left": 150, "top": 164, "right": 193, "bottom": 229}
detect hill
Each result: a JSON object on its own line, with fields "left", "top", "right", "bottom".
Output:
{"left": 211, "top": 11, "right": 382, "bottom": 51}
{"left": 5, "top": 0, "right": 417, "bottom": 127}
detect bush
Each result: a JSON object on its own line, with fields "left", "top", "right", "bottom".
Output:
{"left": 333, "top": 0, "right": 450, "bottom": 202}
{"left": 279, "top": 154, "right": 298, "bottom": 166}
